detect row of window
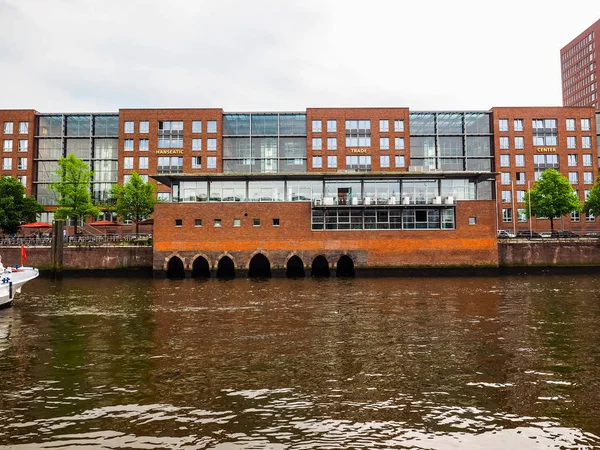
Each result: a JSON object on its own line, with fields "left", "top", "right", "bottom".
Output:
{"left": 500, "top": 171, "right": 594, "bottom": 185}
{"left": 123, "top": 156, "right": 218, "bottom": 171}
{"left": 123, "top": 138, "right": 218, "bottom": 151}
{"left": 311, "top": 155, "right": 405, "bottom": 169}
{"left": 2, "top": 122, "right": 29, "bottom": 135}
{"left": 311, "top": 119, "right": 405, "bottom": 133}
{"left": 562, "top": 32, "right": 594, "bottom": 62}
{"left": 499, "top": 153, "right": 593, "bottom": 167}
{"left": 311, "top": 137, "right": 405, "bottom": 150}
{"left": 123, "top": 120, "right": 218, "bottom": 134}
{"left": 502, "top": 208, "right": 595, "bottom": 223}
{"left": 498, "top": 118, "right": 592, "bottom": 132}
{"left": 498, "top": 135, "right": 593, "bottom": 149}
{"left": 175, "top": 217, "right": 280, "bottom": 228}
{"left": 3, "top": 140, "right": 28, "bottom": 152}
{"left": 501, "top": 189, "right": 594, "bottom": 204}
{"left": 1, "top": 158, "right": 28, "bottom": 170}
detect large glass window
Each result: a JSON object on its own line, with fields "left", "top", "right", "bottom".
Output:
{"left": 94, "top": 138, "right": 118, "bottom": 159}
{"left": 66, "top": 139, "right": 90, "bottom": 159}
{"left": 345, "top": 120, "right": 371, "bottom": 147}
{"left": 158, "top": 121, "right": 183, "bottom": 148}
{"left": 410, "top": 113, "right": 435, "bottom": 134}
{"left": 248, "top": 181, "right": 284, "bottom": 201}
{"left": 279, "top": 114, "right": 305, "bottom": 135}
{"left": 532, "top": 119, "right": 557, "bottom": 146}
{"left": 38, "top": 116, "right": 62, "bottom": 136}
{"left": 157, "top": 156, "right": 183, "bottom": 174}
{"left": 223, "top": 114, "right": 251, "bottom": 135}
{"left": 345, "top": 155, "right": 371, "bottom": 171}
{"left": 252, "top": 115, "right": 278, "bottom": 134}
{"left": 93, "top": 115, "right": 119, "bottom": 136}
{"left": 66, "top": 115, "right": 91, "bottom": 137}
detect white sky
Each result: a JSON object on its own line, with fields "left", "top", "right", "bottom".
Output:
{"left": 1, "top": 0, "right": 600, "bottom": 113}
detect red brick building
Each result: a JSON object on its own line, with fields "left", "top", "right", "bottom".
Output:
{"left": 561, "top": 19, "right": 600, "bottom": 107}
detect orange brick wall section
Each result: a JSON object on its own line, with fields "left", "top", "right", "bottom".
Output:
{"left": 0, "top": 109, "right": 37, "bottom": 196}
{"left": 153, "top": 200, "right": 498, "bottom": 271}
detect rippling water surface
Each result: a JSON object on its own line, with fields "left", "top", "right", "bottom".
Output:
{"left": 0, "top": 275, "right": 600, "bottom": 448}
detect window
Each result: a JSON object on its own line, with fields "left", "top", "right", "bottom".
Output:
{"left": 3, "top": 122, "right": 13, "bottom": 134}
{"left": 312, "top": 138, "right": 322, "bottom": 150}
{"left": 380, "top": 155, "right": 390, "bottom": 168}
{"left": 2, "top": 158, "right": 11, "bottom": 170}
{"left": 395, "top": 155, "right": 405, "bottom": 168}
{"left": 207, "top": 138, "right": 217, "bottom": 151}
{"left": 327, "top": 137, "right": 337, "bottom": 150}
{"left": 583, "top": 154, "right": 592, "bottom": 166}
{"left": 17, "top": 157, "right": 27, "bottom": 170}
{"left": 571, "top": 211, "right": 580, "bottom": 222}
{"left": 566, "top": 118, "right": 576, "bottom": 131}
{"left": 516, "top": 172, "right": 525, "bottom": 185}
{"left": 158, "top": 121, "right": 183, "bottom": 148}
{"left": 394, "top": 120, "right": 404, "bottom": 132}
{"left": 214, "top": 219, "right": 222, "bottom": 227}
{"left": 18, "top": 140, "right": 27, "bottom": 152}
{"left": 139, "top": 121, "right": 149, "bottom": 134}
{"left": 584, "top": 172, "right": 593, "bottom": 184}
{"left": 502, "top": 190, "right": 511, "bottom": 203}
{"left": 499, "top": 137, "right": 509, "bottom": 149}
{"left": 233, "top": 219, "right": 241, "bottom": 227}
{"left": 500, "top": 154, "right": 510, "bottom": 167}
{"left": 139, "top": 139, "right": 149, "bottom": 151}
{"left": 517, "top": 190, "right": 525, "bottom": 202}
{"left": 346, "top": 155, "right": 371, "bottom": 171}
{"left": 581, "top": 118, "right": 591, "bottom": 131}
{"left": 327, "top": 155, "right": 337, "bottom": 168}
{"left": 379, "top": 120, "right": 389, "bottom": 132}
{"left": 207, "top": 156, "right": 217, "bottom": 169}
{"left": 253, "top": 218, "right": 260, "bottom": 226}
{"left": 395, "top": 137, "right": 405, "bottom": 150}
{"left": 3, "top": 140, "right": 12, "bottom": 152}
{"left": 345, "top": 120, "right": 371, "bottom": 147}
{"left": 157, "top": 192, "right": 170, "bottom": 202}
{"left": 327, "top": 120, "right": 336, "bottom": 132}
{"left": 207, "top": 121, "right": 217, "bottom": 133}
{"left": 586, "top": 210, "right": 595, "bottom": 222}
{"left": 192, "top": 138, "right": 202, "bottom": 151}
{"left": 502, "top": 208, "right": 512, "bottom": 222}
{"left": 124, "top": 157, "right": 134, "bottom": 169}
{"left": 312, "top": 156, "right": 322, "bottom": 168}
{"left": 194, "top": 219, "right": 202, "bottom": 227}
{"left": 501, "top": 172, "right": 511, "bottom": 185}
{"left": 514, "top": 136, "right": 524, "bottom": 149}
{"left": 157, "top": 156, "right": 183, "bottom": 173}
{"left": 124, "top": 139, "right": 134, "bottom": 151}
{"left": 124, "top": 121, "right": 134, "bottom": 133}
{"left": 568, "top": 154, "right": 578, "bottom": 166}
{"left": 567, "top": 136, "right": 577, "bottom": 148}
{"left": 585, "top": 189, "right": 591, "bottom": 201}
{"left": 192, "top": 121, "right": 202, "bottom": 133}
{"left": 469, "top": 217, "right": 476, "bottom": 225}
{"left": 499, "top": 119, "right": 508, "bottom": 131}
{"left": 532, "top": 119, "right": 557, "bottom": 146}
{"left": 517, "top": 209, "right": 527, "bottom": 222}
{"left": 514, "top": 119, "right": 524, "bottom": 131}
{"left": 582, "top": 136, "right": 592, "bottom": 148}
{"left": 175, "top": 219, "right": 183, "bottom": 227}
{"left": 312, "top": 120, "right": 322, "bottom": 132}
{"left": 272, "top": 218, "right": 280, "bottom": 226}
{"left": 380, "top": 137, "right": 389, "bottom": 150}
{"left": 515, "top": 154, "right": 524, "bottom": 167}
{"left": 569, "top": 172, "right": 578, "bottom": 184}
{"left": 192, "top": 156, "right": 201, "bottom": 169}
{"left": 139, "top": 156, "right": 148, "bottom": 169}
{"left": 17, "top": 175, "right": 26, "bottom": 187}
{"left": 19, "top": 122, "right": 28, "bottom": 134}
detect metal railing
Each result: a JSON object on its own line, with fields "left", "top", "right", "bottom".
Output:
{"left": 0, "top": 234, "right": 152, "bottom": 247}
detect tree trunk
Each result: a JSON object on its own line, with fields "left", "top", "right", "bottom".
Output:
{"left": 74, "top": 219, "right": 78, "bottom": 237}
{"left": 550, "top": 217, "right": 554, "bottom": 232}
{"left": 135, "top": 221, "right": 139, "bottom": 236}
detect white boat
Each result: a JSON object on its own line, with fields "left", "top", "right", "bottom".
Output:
{"left": 0, "top": 264, "right": 39, "bottom": 308}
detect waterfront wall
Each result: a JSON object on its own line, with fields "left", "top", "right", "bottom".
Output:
{"left": 0, "top": 246, "right": 152, "bottom": 270}
{"left": 152, "top": 200, "right": 498, "bottom": 271}
{"left": 498, "top": 240, "right": 600, "bottom": 267}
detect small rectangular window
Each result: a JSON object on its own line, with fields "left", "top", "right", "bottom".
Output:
{"left": 499, "top": 119, "right": 508, "bottom": 131}
{"left": 469, "top": 217, "right": 476, "bottom": 225}
{"left": 17, "top": 157, "right": 27, "bottom": 170}
{"left": 214, "top": 219, "right": 222, "bottom": 227}
{"left": 124, "top": 157, "right": 134, "bottom": 169}
{"left": 2, "top": 158, "right": 12, "bottom": 170}
{"left": 513, "top": 119, "right": 524, "bottom": 131}
{"left": 253, "top": 218, "right": 260, "bottom": 226}
{"left": 19, "top": 122, "right": 28, "bottom": 134}
{"left": 139, "top": 121, "right": 149, "bottom": 134}
{"left": 514, "top": 136, "right": 524, "bottom": 149}
{"left": 207, "top": 121, "right": 217, "bottom": 133}
{"left": 379, "top": 119, "right": 389, "bottom": 132}
{"left": 499, "top": 137, "right": 509, "bottom": 149}
{"left": 312, "top": 156, "right": 322, "bottom": 168}
{"left": 207, "top": 138, "right": 217, "bottom": 151}
{"left": 380, "top": 155, "right": 390, "bottom": 168}
{"left": 192, "top": 156, "right": 202, "bottom": 169}
{"left": 581, "top": 118, "right": 591, "bottom": 131}
{"left": 18, "top": 140, "right": 28, "bottom": 152}
{"left": 175, "top": 219, "right": 183, "bottom": 227}
{"left": 312, "top": 120, "right": 322, "bottom": 132}
{"left": 139, "top": 156, "right": 148, "bottom": 169}
{"left": 233, "top": 218, "right": 241, "bottom": 227}
{"left": 327, "top": 155, "right": 337, "bottom": 168}
{"left": 395, "top": 137, "right": 405, "bottom": 150}
{"left": 124, "top": 121, "right": 134, "bottom": 133}
{"left": 3, "top": 140, "right": 12, "bottom": 152}
{"left": 207, "top": 156, "right": 217, "bottom": 169}
{"left": 139, "top": 139, "right": 149, "bottom": 151}
{"left": 194, "top": 219, "right": 202, "bottom": 227}
{"left": 515, "top": 154, "right": 524, "bottom": 167}
{"left": 327, "top": 137, "right": 337, "bottom": 150}
{"left": 272, "top": 218, "right": 280, "bottom": 226}
{"left": 192, "top": 120, "right": 202, "bottom": 133}
{"left": 380, "top": 137, "right": 389, "bottom": 150}
{"left": 394, "top": 120, "right": 404, "bottom": 132}
{"left": 500, "top": 154, "right": 510, "bottom": 167}
{"left": 3, "top": 122, "right": 13, "bottom": 134}
{"left": 124, "top": 139, "right": 134, "bottom": 151}
{"left": 192, "top": 138, "right": 202, "bottom": 151}
{"left": 395, "top": 155, "right": 405, "bottom": 168}
{"left": 566, "top": 118, "right": 576, "bottom": 131}
{"left": 327, "top": 120, "right": 336, "bottom": 132}
{"left": 312, "top": 137, "right": 322, "bottom": 150}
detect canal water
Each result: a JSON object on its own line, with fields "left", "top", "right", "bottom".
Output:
{"left": 0, "top": 275, "right": 599, "bottom": 449}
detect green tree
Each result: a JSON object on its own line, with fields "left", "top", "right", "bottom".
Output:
{"left": 0, "top": 177, "right": 44, "bottom": 234}
{"left": 110, "top": 171, "right": 156, "bottom": 235}
{"left": 50, "top": 154, "right": 99, "bottom": 235}
{"left": 584, "top": 174, "right": 600, "bottom": 218}
{"left": 523, "top": 168, "right": 580, "bottom": 231}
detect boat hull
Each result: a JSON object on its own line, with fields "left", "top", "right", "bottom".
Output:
{"left": 0, "top": 267, "right": 39, "bottom": 308}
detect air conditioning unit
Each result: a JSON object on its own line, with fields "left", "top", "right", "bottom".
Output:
{"left": 388, "top": 197, "right": 397, "bottom": 205}
{"left": 364, "top": 197, "right": 372, "bottom": 205}
{"left": 433, "top": 196, "right": 442, "bottom": 204}
{"left": 446, "top": 196, "right": 454, "bottom": 205}
{"left": 352, "top": 197, "right": 359, "bottom": 205}
{"left": 402, "top": 196, "right": 410, "bottom": 205}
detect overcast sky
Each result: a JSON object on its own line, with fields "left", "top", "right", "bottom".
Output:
{"left": 1, "top": 0, "right": 600, "bottom": 113}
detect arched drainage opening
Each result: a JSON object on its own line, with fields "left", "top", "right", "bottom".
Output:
{"left": 286, "top": 255, "right": 305, "bottom": 278}
{"left": 216, "top": 256, "right": 235, "bottom": 278}
{"left": 336, "top": 255, "right": 355, "bottom": 277}
{"left": 166, "top": 256, "right": 185, "bottom": 279}
{"left": 248, "top": 253, "right": 271, "bottom": 278}
{"left": 311, "top": 255, "right": 330, "bottom": 277}
{"left": 192, "top": 256, "right": 210, "bottom": 278}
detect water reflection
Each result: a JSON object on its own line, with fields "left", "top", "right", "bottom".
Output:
{"left": 0, "top": 276, "right": 599, "bottom": 448}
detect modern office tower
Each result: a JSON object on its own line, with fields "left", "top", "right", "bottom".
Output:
{"left": 561, "top": 18, "right": 600, "bottom": 107}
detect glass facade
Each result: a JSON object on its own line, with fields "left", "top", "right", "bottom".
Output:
{"left": 222, "top": 113, "right": 306, "bottom": 173}
{"left": 409, "top": 112, "right": 493, "bottom": 171}
{"left": 35, "top": 114, "right": 119, "bottom": 204}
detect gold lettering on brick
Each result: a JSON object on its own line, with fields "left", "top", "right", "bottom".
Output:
{"left": 349, "top": 148, "right": 368, "bottom": 154}
{"left": 156, "top": 149, "right": 185, "bottom": 155}
{"left": 536, "top": 147, "right": 556, "bottom": 153}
